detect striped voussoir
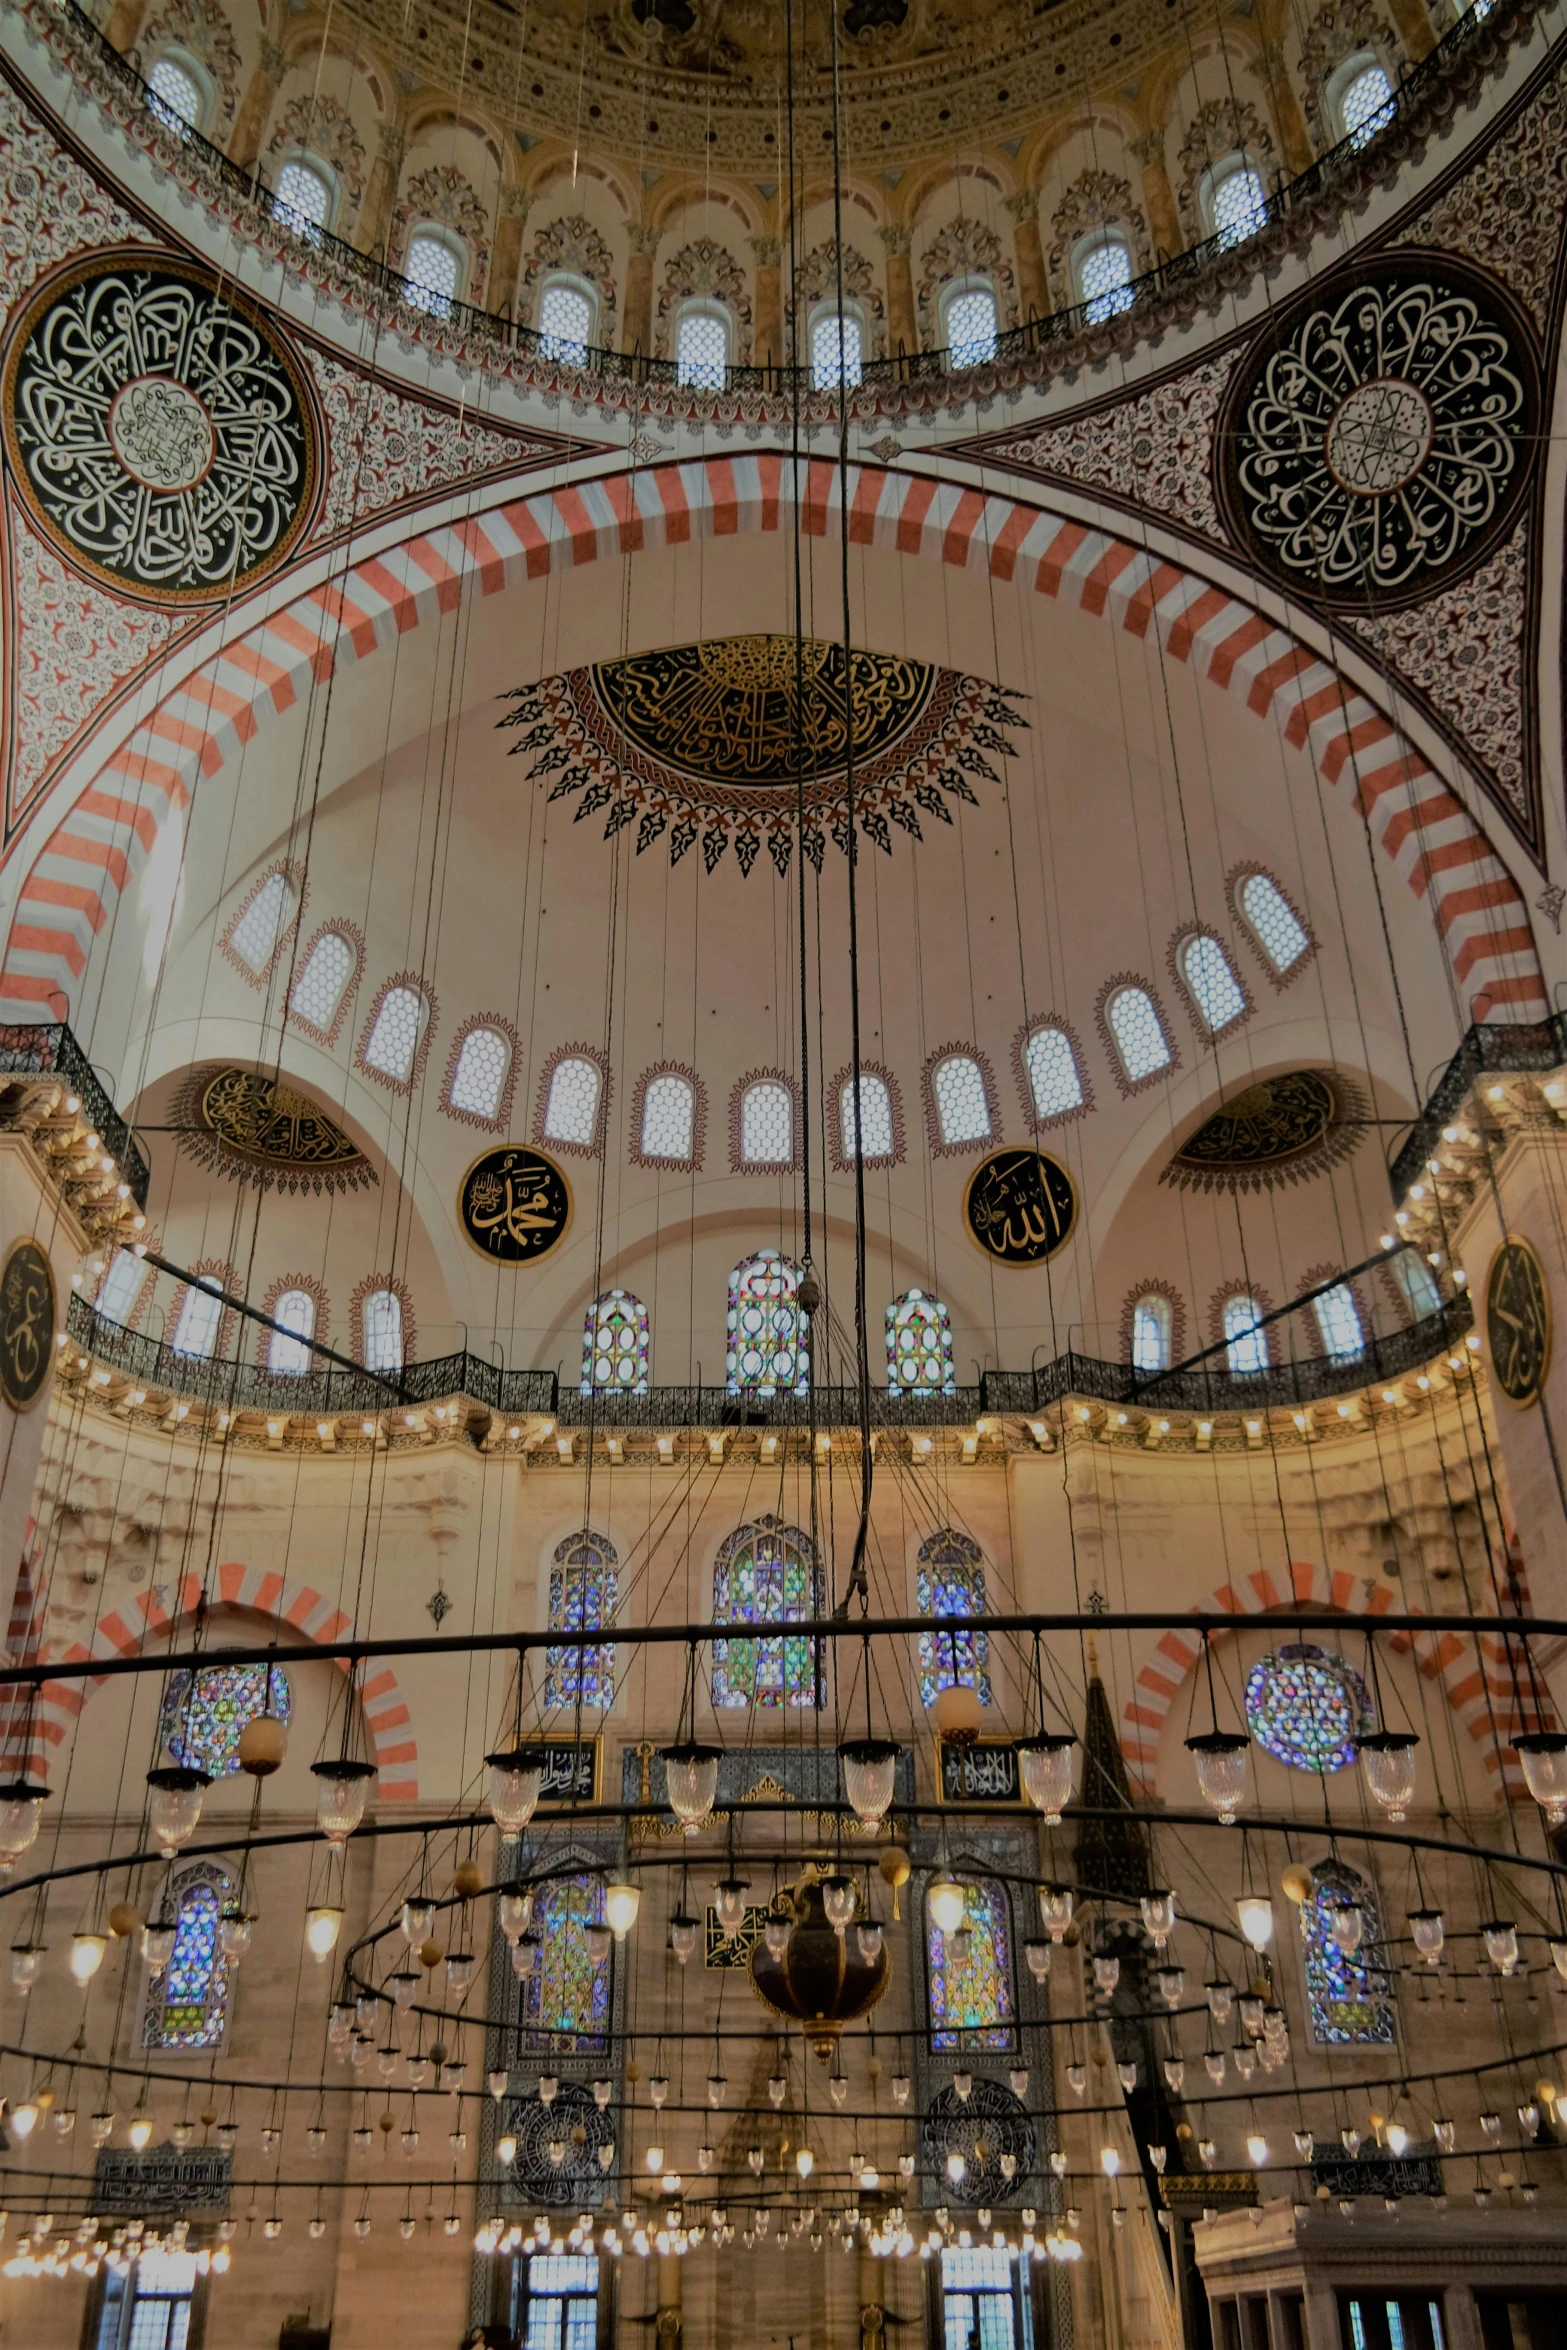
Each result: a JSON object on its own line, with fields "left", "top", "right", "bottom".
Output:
{"left": 0, "top": 458, "right": 1543, "bottom": 1024}
{"left": 0, "top": 1561, "right": 417, "bottom": 1798}
{"left": 1119, "top": 1555, "right": 1550, "bottom": 1804}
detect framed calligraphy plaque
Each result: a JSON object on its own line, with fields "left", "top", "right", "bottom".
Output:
{"left": 458, "top": 1145, "right": 572, "bottom": 1264}
{"left": 934, "top": 1736, "right": 1023, "bottom": 1807}
{"left": 1486, "top": 1236, "right": 1551, "bottom": 1408}
{"left": 534, "top": 1734, "right": 602, "bottom": 1808}
{"left": 0, "top": 1237, "right": 55, "bottom": 1411}
{"left": 963, "top": 1148, "right": 1076, "bottom": 1266}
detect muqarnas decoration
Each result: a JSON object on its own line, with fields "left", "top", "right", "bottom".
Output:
{"left": 1160, "top": 1069, "right": 1365, "bottom": 1195}
{"left": 498, "top": 634, "right": 1026, "bottom": 876}
{"left": 170, "top": 1066, "right": 375, "bottom": 1196}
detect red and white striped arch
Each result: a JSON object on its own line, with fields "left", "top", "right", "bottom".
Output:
{"left": 2, "top": 1560, "right": 418, "bottom": 1799}
{"left": 0, "top": 456, "right": 1544, "bottom": 1025}
{"left": 1119, "top": 1554, "right": 1551, "bottom": 1802}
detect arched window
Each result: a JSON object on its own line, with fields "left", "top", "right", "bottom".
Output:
{"left": 1239, "top": 873, "right": 1310, "bottom": 974}
{"left": 727, "top": 1251, "right": 807, "bottom": 1396}
{"left": 147, "top": 53, "right": 203, "bottom": 131}
{"left": 739, "top": 1078, "right": 794, "bottom": 1167}
{"left": 96, "top": 1248, "right": 148, "bottom": 1326}
{"left": 1244, "top": 1644, "right": 1369, "bottom": 1774}
{"left": 361, "top": 1287, "right": 403, "bottom": 1374}
{"left": 1299, "top": 1859, "right": 1395, "bottom": 2045}
{"left": 1106, "top": 986, "right": 1171, "bottom": 1082}
{"left": 811, "top": 309, "right": 863, "bottom": 390}
{"left": 580, "top": 1293, "right": 648, "bottom": 1396}
{"left": 1077, "top": 235, "right": 1133, "bottom": 322}
{"left": 640, "top": 1072, "right": 695, "bottom": 1163}
{"left": 1223, "top": 1293, "right": 1269, "bottom": 1375}
{"left": 840, "top": 1070, "right": 894, "bottom": 1165}
{"left": 267, "top": 1287, "right": 316, "bottom": 1376}
{"left": 711, "top": 1516, "right": 823, "bottom": 1709}
{"left": 944, "top": 284, "right": 998, "bottom": 369}
{"left": 675, "top": 306, "right": 729, "bottom": 389}
{"left": 543, "top": 1054, "right": 603, "bottom": 1149}
{"left": 1313, "top": 1281, "right": 1365, "bottom": 1361}
{"left": 1179, "top": 934, "right": 1246, "bottom": 1035}
{"left": 887, "top": 1290, "right": 956, "bottom": 1397}
{"left": 172, "top": 1275, "right": 224, "bottom": 1361}
{"left": 227, "top": 870, "right": 298, "bottom": 975}
{"left": 1206, "top": 160, "right": 1268, "bottom": 249}
{"left": 916, "top": 1530, "right": 991, "bottom": 1708}
{"left": 1391, "top": 1248, "right": 1442, "bottom": 1319}
{"left": 404, "top": 228, "right": 464, "bottom": 316}
{"left": 448, "top": 1025, "right": 512, "bottom": 1121}
{"left": 161, "top": 1663, "right": 291, "bottom": 1779}
{"left": 546, "top": 1530, "right": 618, "bottom": 1708}
{"left": 520, "top": 1874, "right": 610, "bottom": 2054}
{"left": 1334, "top": 57, "right": 1395, "bottom": 147}
{"left": 290, "top": 928, "right": 357, "bottom": 1034}
{"left": 274, "top": 157, "right": 333, "bottom": 237}
{"left": 926, "top": 1877, "right": 1017, "bottom": 2052}
{"left": 1022, "top": 1025, "right": 1084, "bottom": 1121}
{"left": 931, "top": 1054, "right": 992, "bottom": 1148}
{"left": 143, "top": 1862, "right": 234, "bottom": 2051}
{"left": 538, "top": 279, "right": 594, "bottom": 362}
{"left": 1130, "top": 1293, "right": 1172, "bottom": 1374}
{"left": 362, "top": 984, "right": 429, "bottom": 1085}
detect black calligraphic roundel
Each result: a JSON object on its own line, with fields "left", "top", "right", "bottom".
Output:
{"left": 458, "top": 1145, "right": 572, "bottom": 1264}
{"left": 962, "top": 1148, "right": 1077, "bottom": 1266}
{"left": 0, "top": 1237, "right": 55, "bottom": 1411}
{"left": 1485, "top": 1235, "right": 1551, "bottom": 1408}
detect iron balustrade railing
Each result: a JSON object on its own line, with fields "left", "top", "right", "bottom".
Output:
{"left": 50, "top": 0, "right": 1523, "bottom": 402}
{"left": 1388, "top": 1010, "right": 1567, "bottom": 1204}
{"left": 0, "top": 1021, "right": 150, "bottom": 1207}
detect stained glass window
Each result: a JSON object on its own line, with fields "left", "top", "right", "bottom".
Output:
{"left": 449, "top": 1026, "right": 511, "bottom": 1120}
{"left": 1240, "top": 874, "right": 1309, "bottom": 973}
{"left": 290, "top": 930, "right": 355, "bottom": 1030}
{"left": 1300, "top": 1860, "right": 1395, "bottom": 2045}
{"left": 1107, "top": 986, "right": 1170, "bottom": 1081}
{"left": 544, "top": 1056, "right": 602, "bottom": 1148}
{"left": 363, "top": 985, "right": 426, "bottom": 1083}
{"left": 161, "top": 1662, "right": 291, "bottom": 1778}
{"left": 841, "top": 1072, "right": 894, "bottom": 1163}
{"left": 267, "top": 1287, "right": 315, "bottom": 1376}
{"left": 1131, "top": 1293, "right": 1171, "bottom": 1373}
{"left": 888, "top": 1290, "right": 956, "bottom": 1396}
{"left": 711, "top": 1515, "right": 823, "bottom": 1708}
{"left": 580, "top": 1293, "right": 648, "bottom": 1396}
{"left": 520, "top": 1873, "right": 610, "bottom": 2053}
{"left": 640, "top": 1074, "right": 695, "bottom": 1162}
{"left": 1180, "top": 935, "right": 1246, "bottom": 1033}
{"left": 932, "top": 1056, "right": 991, "bottom": 1146}
{"left": 171, "top": 1275, "right": 223, "bottom": 1360}
{"left": 1314, "top": 1282, "right": 1365, "bottom": 1361}
{"left": 143, "top": 1864, "right": 232, "bottom": 2051}
{"left": 546, "top": 1531, "right": 618, "bottom": 1708}
{"left": 228, "top": 871, "right": 296, "bottom": 973}
{"left": 1244, "top": 1642, "right": 1368, "bottom": 1773}
{"left": 740, "top": 1080, "right": 793, "bottom": 1165}
{"left": 1223, "top": 1293, "right": 1268, "bottom": 1374}
{"left": 726, "top": 1250, "right": 808, "bottom": 1395}
{"left": 945, "top": 287, "right": 998, "bottom": 369}
{"left": 1023, "top": 1026, "right": 1083, "bottom": 1120}
{"left": 916, "top": 1530, "right": 991, "bottom": 1707}
{"left": 1079, "top": 236, "right": 1133, "bottom": 322}
{"left": 928, "top": 1878, "right": 1016, "bottom": 2052}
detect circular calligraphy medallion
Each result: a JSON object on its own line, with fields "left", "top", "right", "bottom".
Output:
{"left": 0, "top": 1238, "right": 56, "bottom": 1413}
{"left": 458, "top": 1145, "right": 572, "bottom": 1265}
{"left": 1216, "top": 252, "right": 1540, "bottom": 610}
{"left": 1485, "top": 1235, "right": 1551, "bottom": 1409}
{"left": 3, "top": 253, "right": 317, "bottom": 603}
{"left": 962, "top": 1147, "right": 1077, "bottom": 1267}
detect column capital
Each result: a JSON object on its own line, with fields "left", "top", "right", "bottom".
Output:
{"left": 628, "top": 221, "right": 661, "bottom": 256}
{"left": 1130, "top": 128, "right": 1169, "bottom": 169}
{"left": 878, "top": 223, "right": 912, "bottom": 256}
{"left": 375, "top": 123, "right": 406, "bottom": 167}
{"left": 1003, "top": 188, "right": 1037, "bottom": 222}
{"left": 499, "top": 185, "right": 534, "bottom": 222}
{"left": 257, "top": 37, "right": 287, "bottom": 82}
{"left": 1248, "top": 41, "right": 1288, "bottom": 82}
{"left": 749, "top": 236, "right": 782, "bottom": 266}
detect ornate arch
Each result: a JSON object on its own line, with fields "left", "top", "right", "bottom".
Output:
{"left": 0, "top": 459, "right": 1543, "bottom": 1031}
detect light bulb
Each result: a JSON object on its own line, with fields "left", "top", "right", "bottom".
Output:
{"left": 796, "top": 2147, "right": 814, "bottom": 2180}
{"left": 1186, "top": 1732, "right": 1249, "bottom": 1824}
{"left": 1099, "top": 2147, "right": 1120, "bottom": 2178}
{"left": 946, "top": 2151, "right": 965, "bottom": 2184}
{"left": 11, "top": 2100, "right": 39, "bottom": 2140}
{"left": 659, "top": 1744, "right": 721, "bottom": 1828}
{"left": 929, "top": 1879, "right": 967, "bottom": 1937}
{"left": 311, "top": 1759, "right": 375, "bottom": 1843}
{"left": 840, "top": 1740, "right": 900, "bottom": 1830}
{"left": 496, "top": 2134, "right": 518, "bottom": 2166}
{"left": 1236, "top": 1895, "right": 1275, "bottom": 1953}
{"left": 128, "top": 2115, "right": 153, "bottom": 2152}
{"left": 604, "top": 1882, "right": 641, "bottom": 1940}
{"left": 69, "top": 1932, "right": 107, "bottom": 1985}
{"left": 1016, "top": 1734, "right": 1075, "bottom": 1824}
{"left": 1386, "top": 2124, "right": 1409, "bottom": 2157}
{"left": 304, "top": 1905, "right": 343, "bottom": 1961}
{"left": 485, "top": 1749, "right": 544, "bottom": 1836}
{"left": 1246, "top": 2135, "right": 1269, "bottom": 2168}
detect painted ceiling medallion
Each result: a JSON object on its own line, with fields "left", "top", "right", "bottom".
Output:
{"left": 1217, "top": 254, "right": 1539, "bottom": 610}
{"left": 3, "top": 256, "right": 316, "bottom": 602}
{"left": 1161, "top": 1070, "right": 1364, "bottom": 1194}
{"left": 170, "top": 1067, "right": 374, "bottom": 1195}
{"left": 499, "top": 635, "right": 1025, "bottom": 876}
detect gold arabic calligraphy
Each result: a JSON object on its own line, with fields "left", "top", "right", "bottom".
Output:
{"left": 1486, "top": 1236, "right": 1551, "bottom": 1408}
{"left": 458, "top": 1146, "right": 572, "bottom": 1264}
{"left": 0, "top": 1239, "right": 55, "bottom": 1411}
{"left": 963, "top": 1148, "right": 1077, "bottom": 1266}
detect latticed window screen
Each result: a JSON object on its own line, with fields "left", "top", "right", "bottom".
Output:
{"left": 887, "top": 1290, "right": 956, "bottom": 1396}
{"left": 1181, "top": 935, "right": 1246, "bottom": 1032}
{"left": 228, "top": 872, "right": 295, "bottom": 972}
{"left": 362, "top": 1288, "right": 403, "bottom": 1373}
{"left": 946, "top": 287, "right": 998, "bottom": 368}
{"left": 538, "top": 282, "right": 593, "bottom": 361}
{"left": 172, "top": 1277, "right": 223, "bottom": 1360}
{"left": 740, "top": 1081, "right": 793, "bottom": 1164}
{"left": 676, "top": 310, "right": 728, "bottom": 388}
{"left": 1223, "top": 1294, "right": 1269, "bottom": 1374}
{"left": 1240, "top": 874, "right": 1309, "bottom": 972}
{"left": 405, "top": 231, "right": 460, "bottom": 313}
{"left": 1023, "top": 1027, "right": 1083, "bottom": 1119}
{"left": 97, "top": 1249, "right": 148, "bottom": 1326}
{"left": 449, "top": 1027, "right": 510, "bottom": 1119}
{"left": 1107, "top": 987, "right": 1170, "bottom": 1080}
{"left": 932, "top": 1055, "right": 991, "bottom": 1145}
{"left": 1211, "top": 164, "right": 1267, "bottom": 248}
{"left": 364, "top": 986, "right": 424, "bottom": 1082}
{"left": 580, "top": 1291, "right": 648, "bottom": 1395}
{"left": 95, "top": 2248, "right": 200, "bottom": 2350}
{"left": 940, "top": 2243, "right": 1029, "bottom": 2350}
{"left": 290, "top": 931, "right": 355, "bottom": 1029}
{"left": 711, "top": 1517, "right": 823, "bottom": 1708}
{"left": 726, "top": 1251, "right": 807, "bottom": 1395}
{"left": 927, "top": 1879, "right": 1017, "bottom": 2052}
{"left": 1313, "top": 1282, "right": 1365, "bottom": 1361}
{"left": 1131, "top": 1295, "right": 1171, "bottom": 1373}
{"left": 840, "top": 1072, "right": 893, "bottom": 1162}
{"left": 267, "top": 1287, "right": 315, "bottom": 1375}
{"left": 640, "top": 1073, "right": 695, "bottom": 1161}
{"left": 274, "top": 159, "right": 330, "bottom": 234}
{"left": 546, "top": 1531, "right": 618, "bottom": 1707}
{"left": 148, "top": 55, "right": 201, "bottom": 128}
{"left": 1340, "top": 62, "right": 1394, "bottom": 146}
{"left": 916, "top": 1530, "right": 991, "bottom": 1705}
{"left": 811, "top": 311, "right": 862, "bottom": 389}
{"left": 516, "top": 2253, "right": 600, "bottom": 2350}
{"left": 1079, "top": 237, "right": 1133, "bottom": 321}
{"left": 544, "top": 1056, "right": 602, "bottom": 1146}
